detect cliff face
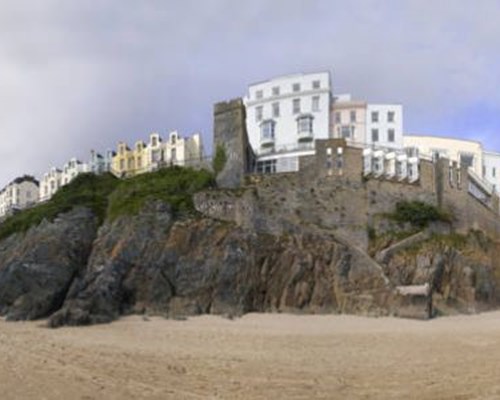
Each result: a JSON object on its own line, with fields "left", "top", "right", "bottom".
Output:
{"left": 0, "top": 208, "right": 98, "bottom": 321}
{"left": 48, "top": 201, "right": 392, "bottom": 327}
{"left": 1, "top": 194, "right": 499, "bottom": 326}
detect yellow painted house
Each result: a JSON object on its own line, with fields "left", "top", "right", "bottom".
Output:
{"left": 111, "top": 131, "right": 205, "bottom": 178}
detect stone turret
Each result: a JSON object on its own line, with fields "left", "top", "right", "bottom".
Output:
{"left": 213, "top": 98, "right": 254, "bottom": 188}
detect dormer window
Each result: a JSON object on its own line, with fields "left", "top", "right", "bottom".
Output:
{"left": 171, "top": 134, "right": 177, "bottom": 144}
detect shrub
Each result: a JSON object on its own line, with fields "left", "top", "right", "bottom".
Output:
{"left": 389, "top": 200, "right": 451, "bottom": 228}
{"left": 212, "top": 144, "right": 227, "bottom": 175}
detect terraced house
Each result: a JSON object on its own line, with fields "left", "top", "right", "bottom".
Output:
{"left": 111, "top": 131, "right": 204, "bottom": 178}
{"left": 0, "top": 176, "right": 39, "bottom": 218}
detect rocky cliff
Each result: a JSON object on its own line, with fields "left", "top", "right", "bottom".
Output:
{"left": 1, "top": 180, "right": 499, "bottom": 326}
{"left": 48, "top": 200, "right": 393, "bottom": 327}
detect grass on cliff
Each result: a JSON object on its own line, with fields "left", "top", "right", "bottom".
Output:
{"left": 106, "top": 166, "right": 215, "bottom": 221}
{"left": 0, "top": 167, "right": 215, "bottom": 240}
{"left": 0, "top": 173, "right": 120, "bottom": 241}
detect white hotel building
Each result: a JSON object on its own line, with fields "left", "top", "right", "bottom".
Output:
{"left": 243, "top": 72, "right": 332, "bottom": 173}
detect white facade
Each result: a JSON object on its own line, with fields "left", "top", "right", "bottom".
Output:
{"left": 243, "top": 72, "right": 331, "bottom": 160}
{"left": 89, "top": 149, "right": 115, "bottom": 174}
{"left": 483, "top": 151, "right": 500, "bottom": 192}
{"left": 62, "top": 158, "right": 89, "bottom": 185}
{"left": 40, "top": 167, "right": 63, "bottom": 202}
{"left": 403, "top": 135, "right": 483, "bottom": 177}
{"left": 366, "top": 104, "right": 403, "bottom": 149}
{"left": 164, "top": 131, "right": 204, "bottom": 167}
{"left": 146, "top": 131, "right": 204, "bottom": 169}
{"left": 0, "top": 176, "right": 39, "bottom": 218}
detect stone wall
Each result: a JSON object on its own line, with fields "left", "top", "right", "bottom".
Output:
{"left": 209, "top": 99, "right": 500, "bottom": 246}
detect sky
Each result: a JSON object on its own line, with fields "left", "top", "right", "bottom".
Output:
{"left": 1, "top": 0, "right": 500, "bottom": 187}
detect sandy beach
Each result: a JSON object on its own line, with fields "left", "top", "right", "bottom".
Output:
{"left": 1, "top": 312, "right": 500, "bottom": 400}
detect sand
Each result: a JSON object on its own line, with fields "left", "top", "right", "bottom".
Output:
{"left": 1, "top": 312, "right": 500, "bottom": 400}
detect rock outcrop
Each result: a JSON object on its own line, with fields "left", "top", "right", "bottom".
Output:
{"left": 0, "top": 207, "right": 98, "bottom": 320}
{"left": 49, "top": 201, "right": 393, "bottom": 327}
{"left": 0, "top": 188, "right": 499, "bottom": 326}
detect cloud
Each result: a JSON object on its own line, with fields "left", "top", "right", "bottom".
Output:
{"left": 0, "top": 0, "right": 500, "bottom": 186}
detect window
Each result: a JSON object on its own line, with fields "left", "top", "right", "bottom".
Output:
{"left": 272, "top": 102, "right": 280, "bottom": 118}
{"left": 388, "top": 111, "right": 395, "bottom": 122}
{"left": 152, "top": 136, "right": 157, "bottom": 147}
{"left": 340, "top": 126, "right": 351, "bottom": 138}
{"left": 128, "top": 159, "right": 134, "bottom": 170}
{"left": 312, "top": 96, "right": 320, "bottom": 112}
{"left": 297, "top": 115, "right": 313, "bottom": 134}
{"left": 460, "top": 153, "right": 474, "bottom": 169}
{"left": 312, "top": 80, "right": 320, "bottom": 89}
{"left": 256, "top": 106, "right": 263, "bottom": 122}
{"left": 292, "top": 83, "right": 301, "bottom": 92}
{"left": 171, "top": 134, "right": 177, "bottom": 144}
{"left": 272, "top": 86, "right": 280, "bottom": 96}
{"left": 152, "top": 150, "right": 161, "bottom": 162}
{"left": 350, "top": 110, "right": 356, "bottom": 123}
{"left": 494, "top": 167, "right": 497, "bottom": 178}
{"left": 256, "top": 90, "right": 263, "bottom": 99}
{"left": 137, "top": 156, "right": 142, "bottom": 168}
{"left": 371, "top": 111, "right": 379, "bottom": 122}
{"left": 292, "top": 98, "right": 301, "bottom": 114}
{"left": 371, "top": 129, "right": 379, "bottom": 142}
{"left": 256, "top": 159, "right": 277, "bottom": 174}
{"left": 388, "top": 129, "right": 395, "bottom": 142}
{"left": 119, "top": 159, "right": 125, "bottom": 170}
{"left": 335, "top": 112, "right": 341, "bottom": 124}
{"left": 260, "top": 120, "right": 275, "bottom": 141}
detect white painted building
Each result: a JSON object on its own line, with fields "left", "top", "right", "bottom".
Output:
{"left": 40, "top": 167, "right": 63, "bottom": 202}
{"left": 146, "top": 131, "right": 205, "bottom": 170}
{"left": 62, "top": 158, "right": 89, "bottom": 185}
{"left": 243, "top": 71, "right": 331, "bottom": 172}
{"left": 403, "top": 135, "right": 484, "bottom": 177}
{"left": 331, "top": 94, "right": 403, "bottom": 150}
{"left": 163, "top": 131, "right": 204, "bottom": 167}
{"left": 366, "top": 104, "right": 403, "bottom": 149}
{"left": 89, "top": 149, "right": 115, "bottom": 174}
{"left": 482, "top": 151, "right": 500, "bottom": 192}
{"left": 0, "top": 176, "right": 39, "bottom": 218}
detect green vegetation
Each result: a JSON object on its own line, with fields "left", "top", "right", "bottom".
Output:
{"left": 389, "top": 200, "right": 451, "bottom": 228}
{"left": 212, "top": 144, "right": 227, "bottom": 175}
{"left": 0, "top": 173, "right": 119, "bottom": 241}
{"left": 107, "top": 167, "right": 215, "bottom": 221}
{"left": 0, "top": 167, "right": 215, "bottom": 240}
